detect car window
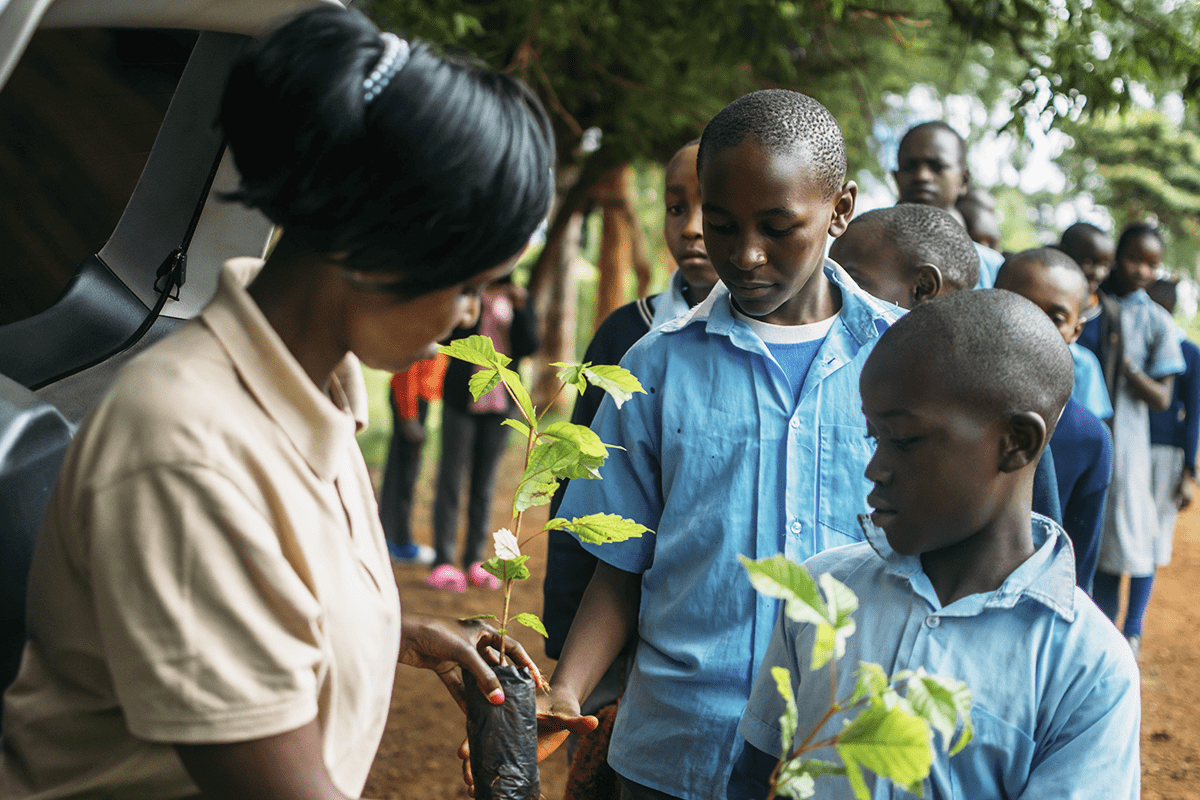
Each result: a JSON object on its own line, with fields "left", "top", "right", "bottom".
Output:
{"left": 0, "top": 28, "right": 196, "bottom": 326}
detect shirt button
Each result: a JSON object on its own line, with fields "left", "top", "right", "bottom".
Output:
{"left": 790, "top": 418, "right": 800, "bottom": 429}
{"left": 925, "top": 615, "right": 940, "bottom": 628}
{"left": 790, "top": 520, "right": 802, "bottom": 534}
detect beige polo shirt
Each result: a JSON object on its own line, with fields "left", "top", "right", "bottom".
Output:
{"left": 0, "top": 260, "right": 402, "bottom": 799}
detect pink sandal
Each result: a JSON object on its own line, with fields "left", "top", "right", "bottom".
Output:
{"left": 424, "top": 564, "right": 467, "bottom": 592}
{"left": 467, "top": 562, "right": 502, "bottom": 590}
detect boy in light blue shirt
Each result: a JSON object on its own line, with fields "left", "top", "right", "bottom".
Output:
{"left": 535, "top": 90, "right": 899, "bottom": 800}
{"left": 730, "top": 289, "right": 1140, "bottom": 800}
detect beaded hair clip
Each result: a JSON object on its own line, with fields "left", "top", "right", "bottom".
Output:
{"left": 363, "top": 32, "right": 410, "bottom": 103}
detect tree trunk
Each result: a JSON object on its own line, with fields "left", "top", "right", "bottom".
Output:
{"left": 528, "top": 173, "right": 588, "bottom": 410}
{"left": 591, "top": 164, "right": 634, "bottom": 329}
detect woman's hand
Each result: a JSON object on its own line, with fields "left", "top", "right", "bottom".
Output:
{"left": 399, "top": 612, "right": 543, "bottom": 712}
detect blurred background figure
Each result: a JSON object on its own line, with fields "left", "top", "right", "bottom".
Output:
{"left": 379, "top": 355, "right": 446, "bottom": 564}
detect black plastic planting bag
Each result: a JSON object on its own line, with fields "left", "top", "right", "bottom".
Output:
{"left": 464, "top": 664, "right": 540, "bottom": 800}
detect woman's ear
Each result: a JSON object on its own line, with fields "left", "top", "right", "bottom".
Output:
{"left": 911, "top": 263, "right": 944, "bottom": 305}
{"left": 999, "top": 411, "right": 1048, "bottom": 473}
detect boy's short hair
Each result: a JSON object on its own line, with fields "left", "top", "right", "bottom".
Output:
{"left": 996, "top": 247, "right": 1089, "bottom": 306}
{"left": 1057, "top": 222, "right": 1109, "bottom": 263}
{"left": 869, "top": 289, "right": 1073, "bottom": 440}
{"left": 851, "top": 204, "right": 979, "bottom": 290}
{"left": 898, "top": 121, "right": 967, "bottom": 167}
{"left": 697, "top": 89, "right": 846, "bottom": 198}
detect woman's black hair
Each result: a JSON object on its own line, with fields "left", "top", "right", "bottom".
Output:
{"left": 1115, "top": 221, "right": 1163, "bottom": 264}
{"left": 219, "top": 6, "right": 554, "bottom": 296}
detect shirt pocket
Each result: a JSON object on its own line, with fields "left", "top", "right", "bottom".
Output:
{"left": 816, "top": 423, "right": 873, "bottom": 546}
{"left": 941, "top": 705, "right": 1035, "bottom": 800}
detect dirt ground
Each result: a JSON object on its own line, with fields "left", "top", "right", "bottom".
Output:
{"left": 362, "top": 440, "right": 1200, "bottom": 799}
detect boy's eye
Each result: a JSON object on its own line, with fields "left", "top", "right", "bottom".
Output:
{"left": 891, "top": 437, "right": 919, "bottom": 452}
{"left": 705, "top": 220, "right": 735, "bottom": 235}
{"left": 762, "top": 224, "right": 794, "bottom": 238}
{"left": 666, "top": 204, "right": 684, "bottom": 216}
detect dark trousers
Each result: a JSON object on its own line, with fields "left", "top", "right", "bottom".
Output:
{"left": 432, "top": 403, "right": 511, "bottom": 568}
{"left": 378, "top": 397, "right": 426, "bottom": 548}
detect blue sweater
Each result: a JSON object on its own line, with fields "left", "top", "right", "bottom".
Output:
{"left": 1048, "top": 397, "right": 1113, "bottom": 592}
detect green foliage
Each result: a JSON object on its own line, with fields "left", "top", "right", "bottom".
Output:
{"left": 741, "top": 557, "right": 973, "bottom": 799}
{"left": 1057, "top": 107, "right": 1200, "bottom": 276}
{"left": 441, "top": 335, "right": 649, "bottom": 653}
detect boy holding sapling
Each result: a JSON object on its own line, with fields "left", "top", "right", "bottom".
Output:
{"left": 729, "top": 290, "right": 1140, "bottom": 799}
{"left": 538, "top": 90, "right": 899, "bottom": 799}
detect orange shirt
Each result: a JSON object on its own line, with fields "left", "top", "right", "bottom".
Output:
{"left": 390, "top": 354, "right": 448, "bottom": 419}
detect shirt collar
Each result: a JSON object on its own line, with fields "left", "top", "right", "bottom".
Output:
{"left": 650, "top": 270, "right": 695, "bottom": 329}
{"left": 201, "top": 259, "right": 366, "bottom": 483}
{"left": 659, "top": 259, "right": 897, "bottom": 345}
{"left": 860, "top": 512, "right": 1078, "bottom": 622}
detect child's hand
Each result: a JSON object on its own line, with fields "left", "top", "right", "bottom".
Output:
{"left": 1175, "top": 471, "right": 1196, "bottom": 510}
{"left": 535, "top": 684, "right": 599, "bottom": 760}
{"left": 398, "top": 612, "right": 542, "bottom": 713}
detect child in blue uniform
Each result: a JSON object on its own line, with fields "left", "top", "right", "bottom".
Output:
{"left": 534, "top": 90, "right": 898, "bottom": 800}
{"left": 1059, "top": 221, "right": 1119, "bottom": 410}
{"left": 828, "top": 203, "right": 979, "bottom": 309}
{"left": 995, "top": 248, "right": 1113, "bottom": 592}
{"left": 891, "top": 122, "right": 1004, "bottom": 287}
{"left": 730, "top": 289, "right": 1140, "bottom": 800}
{"left": 1146, "top": 279, "right": 1200, "bottom": 595}
{"left": 831, "top": 207, "right": 1063, "bottom": 525}
{"left": 1092, "top": 223, "right": 1185, "bottom": 658}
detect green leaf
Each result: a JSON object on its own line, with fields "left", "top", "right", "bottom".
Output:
{"left": 774, "top": 763, "right": 816, "bottom": 799}
{"left": 496, "top": 366, "right": 535, "bottom": 425}
{"left": 440, "top": 335, "right": 511, "bottom": 368}
{"left": 553, "top": 362, "right": 590, "bottom": 395}
{"left": 480, "top": 555, "right": 530, "bottom": 582}
{"left": 513, "top": 469, "right": 560, "bottom": 514}
{"left": 738, "top": 555, "right": 833, "bottom": 666}
{"left": 847, "top": 662, "right": 890, "bottom": 707}
{"left": 907, "top": 672, "right": 974, "bottom": 755}
{"left": 513, "top": 612, "right": 548, "bottom": 637}
{"left": 771, "top": 666, "right": 798, "bottom": 756}
{"left": 543, "top": 421, "right": 608, "bottom": 458}
{"left": 468, "top": 369, "right": 503, "bottom": 402}
{"left": 547, "top": 513, "right": 649, "bottom": 545}
{"left": 777, "top": 759, "right": 847, "bottom": 798}
{"left": 818, "top": 573, "right": 859, "bottom": 629}
{"left": 836, "top": 703, "right": 933, "bottom": 797}
{"left": 581, "top": 364, "right": 646, "bottom": 409}
{"left": 459, "top": 613, "right": 498, "bottom": 622}
{"left": 502, "top": 418, "right": 531, "bottom": 438}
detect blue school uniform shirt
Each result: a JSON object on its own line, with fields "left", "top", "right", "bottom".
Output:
{"left": 973, "top": 242, "right": 1005, "bottom": 289}
{"left": 1149, "top": 333, "right": 1200, "bottom": 474}
{"left": 559, "top": 260, "right": 898, "bottom": 800}
{"left": 1071, "top": 342, "right": 1113, "bottom": 421}
{"left": 1049, "top": 397, "right": 1113, "bottom": 592}
{"left": 734, "top": 515, "right": 1141, "bottom": 800}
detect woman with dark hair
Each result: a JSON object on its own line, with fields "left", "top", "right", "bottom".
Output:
{"left": 0, "top": 7, "right": 559, "bottom": 799}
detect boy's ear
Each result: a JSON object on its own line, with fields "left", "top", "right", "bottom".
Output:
{"left": 957, "top": 167, "right": 971, "bottom": 200}
{"left": 1068, "top": 314, "right": 1084, "bottom": 345}
{"left": 911, "top": 263, "right": 943, "bottom": 305}
{"left": 827, "top": 181, "right": 858, "bottom": 237}
{"left": 998, "top": 411, "right": 1048, "bottom": 473}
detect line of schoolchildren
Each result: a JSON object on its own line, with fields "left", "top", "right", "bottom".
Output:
{"left": 520, "top": 88, "right": 1195, "bottom": 799}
